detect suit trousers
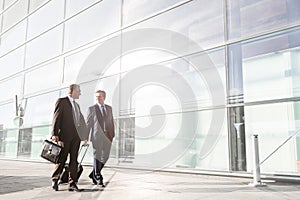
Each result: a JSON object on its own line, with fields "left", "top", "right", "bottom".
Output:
{"left": 93, "top": 133, "right": 112, "bottom": 179}
{"left": 52, "top": 137, "right": 80, "bottom": 185}
{"left": 93, "top": 133, "right": 112, "bottom": 165}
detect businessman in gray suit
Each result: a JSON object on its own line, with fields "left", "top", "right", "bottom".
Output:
{"left": 87, "top": 90, "right": 115, "bottom": 187}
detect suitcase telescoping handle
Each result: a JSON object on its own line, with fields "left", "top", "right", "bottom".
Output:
{"left": 78, "top": 144, "right": 89, "bottom": 165}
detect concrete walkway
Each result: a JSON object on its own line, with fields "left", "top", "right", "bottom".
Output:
{"left": 0, "top": 159, "right": 300, "bottom": 200}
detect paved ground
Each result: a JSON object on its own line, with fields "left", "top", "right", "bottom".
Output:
{"left": 0, "top": 159, "right": 300, "bottom": 200}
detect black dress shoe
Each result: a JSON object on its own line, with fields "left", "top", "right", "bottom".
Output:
{"left": 68, "top": 184, "right": 83, "bottom": 192}
{"left": 98, "top": 181, "right": 105, "bottom": 187}
{"left": 52, "top": 180, "right": 58, "bottom": 191}
{"left": 89, "top": 171, "right": 97, "bottom": 185}
{"left": 97, "top": 174, "right": 105, "bottom": 187}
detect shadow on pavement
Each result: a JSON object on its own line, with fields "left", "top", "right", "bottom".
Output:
{"left": 0, "top": 175, "right": 49, "bottom": 194}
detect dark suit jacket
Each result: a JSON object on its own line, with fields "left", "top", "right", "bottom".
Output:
{"left": 52, "top": 97, "right": 88, "bottom": 142}
{"left": 87, "top": 104, "right": 115, "bottom": 142}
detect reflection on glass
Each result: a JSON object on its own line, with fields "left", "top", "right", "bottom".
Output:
{"left": 24, "top": 60, "right": 60, "bottom": 95}
{"left": 0, "top": 76, "right": 22, "bottom": 102}
{"left": 25, "top": 25, "right": 63, "bottom": 68}
{"left": 27, "top": 0, "right": 64, "bottom": 40}
{"left": 118, "top": 48, "right": 226, "bottom": 115}
{"left": 227, "top": 0, "right": 300, "bottom": 40}
{"left": 117, "top": 109, "right": 228, "bottom": 171}
{"left": 228, "top": 106, "right": 246, "bottom": 171}
{"left": 30, "top": 126, "right": 51, "bottom": 159}
{"left": 29, "top": 0, "right": 48, "bottom": 12}
{"left": 23, "top": 91, "right": 59, "bottom": 126}
{"left": 17, "top": 128, "right": 32, "bottom": 157}
{"left": 63, "top": 45, "right": 96, "bottom": 86}
{"left": 0, "top": 103, "right": 16, "bottom": 129}
{"left": 0, "top": 20, "right": 26, "bottom": 55}
{"left": 0, "top": 14, "right": 2, "bottom": 32}
{"left": 2, "top": 0, "right": 28, "bottom": 31}
{"left": 0, "top": 47, "right": 24, "bottom": 80}
{"left": 245, "top": 102, "right": 299, "bottom": 173}
{"left": 65, "top": 0, "right": 98, "bottom": 17}
{"left": 228, "top": 43, "right": 244, "bottom": 103}
{"left": 123, "top": 0, "right": 186, "bottom": 25}
{"left": 3, "top": 0, "right": 15, "bottom": 9}
{"left": 128, "top": 0, "right": 225, "bottom": 52}
{"left": 70, "top": 34, "right": 122, "bottom": 84}
{"left": 178, "top": 109, "right": 228, "bottom": 170}
{"left": 242, "top": 29, "right": 300, "bottom": 102}
{"left": 64, "top": 0, "right": 121, "bottom": 51}
{"left": 120, "top": 49, "right": 173, "bottom": 72}
{"left": 0, "top": 129, "right": 18, "bottom": 158}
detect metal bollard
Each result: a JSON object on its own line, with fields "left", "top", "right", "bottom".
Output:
{"left": 249, "top": 134, "right": 266, "bottom": 187}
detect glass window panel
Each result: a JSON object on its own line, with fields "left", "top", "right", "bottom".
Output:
{"left": 227, "top": 0, "right": 300, "bottom": 40}
{"left": 242, "top": 29, "right": 300, "bottom": 102}
{"left": 118, "top": 48, "right": 226, "bottom": 116}
{"left": 127, "top": 0, "right": 225, "bottom": 54}
{"left": 24, "top": 60, "right": 61, "bottom": 95}
{"left": 175, "top": 109, "right": 228, "bottom": 170}
{"left": 4, "top": 0, "right": 15, "bottom": 9}
{"left": 123, "top": 0, "right": 187, "bottom": 26}
{"left": 30, "top": 126, "right": 51, "bottom": 159}
{"left": 0, "top": 0, "right": 4, "bottom": 11}
{"left": 29, "top": 0, "right": 48, "bottom": 12}
{"left": 0, "top": 75, "right": 22, "bottom": 102}
{"left": 23, "top": 91, "right": 59, "bottom": 126}
{"left": 27, "top": 0, "right": 64, "bottom": 40}
{"left": 65, "top": 0, "right": 98, "bottom": 17}
{"left": 2, "top": 0, "right": 28, "bottom": 31}
{"left": 117, "top": 109, "right": 227, "bottom": 170}
{"left": 0, "top": 103, "right": 17, "bottom": 128}
{"left": 0, "top": 47, "right": 24, "bottom": 80}
{"left": 227, "top": 43, "right": 244, "bottom": 103}
{"left": 63, "top": 45, "right": 97, "bottom": 86}
{"left": 0, "top": 20, "right": 26, "bottom": 56}
{"left": 120, "top": 50, "right": 173, "bottom": 72}
{"left": 185, "top": 49, "right": 226, "bottom": 107}
{"left": 244, "top": 51, "right": 292, "bottom": 101}
{"left": 25, "top": 25, "right": 63, "bottom": 68}
{"left": 64, "top": 0, "right": 121, "bottom": 51}
{"left": 0, "top": 14, "right": 2, "bottom": 33}
{"left": 0, "top": 13, "right": 3, "bottom": 33}
{"left": 245, "top": 102, "right": 299, "bottom": 174}
{"left": 64, "top": 33, "right": 122, "bottom": 85}
{"left": 0, "top": 129, "right": 18, "bottom": 158}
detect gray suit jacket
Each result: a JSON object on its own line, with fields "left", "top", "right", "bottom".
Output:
{"left": 86, "top": 104, "right": 115, "bottom": 143}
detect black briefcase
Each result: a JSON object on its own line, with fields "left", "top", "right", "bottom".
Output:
{"left": 41, "top": 140, "right": 63, "bottom": 164}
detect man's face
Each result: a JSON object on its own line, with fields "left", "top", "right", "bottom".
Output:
{"left": 72, "top": 87, "right": 81, "bottom": 99}
{"left": 95, "top": 92, "right": 105, "bottom": 104}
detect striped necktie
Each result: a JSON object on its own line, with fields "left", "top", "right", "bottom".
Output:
{"left": 73, "top": 100, "right": 80, "bottom": 127}
{"left": 101, "top": 105, "right": 107, "bottom": 131}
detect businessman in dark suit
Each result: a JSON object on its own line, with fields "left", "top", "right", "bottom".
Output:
{"left": 87, "top": 90, "right": 115, "bottom": 187}
{"left": 51, "top": 84, "right": 88, "bottom": 192}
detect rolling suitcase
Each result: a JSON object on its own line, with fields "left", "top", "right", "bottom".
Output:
{"left": 59, "top": 144, "right": 89, "bottom": 184}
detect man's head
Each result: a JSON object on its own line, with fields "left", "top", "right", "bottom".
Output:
{"left": 95, "top": 90, "right": 106, "bottom": 105}
{"left": 68, "top": 84, "right": 81, "bottom": 99}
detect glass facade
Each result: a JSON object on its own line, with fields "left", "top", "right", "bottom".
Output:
{"left": 0, "top": 0, "right": 300, "bottom": 176}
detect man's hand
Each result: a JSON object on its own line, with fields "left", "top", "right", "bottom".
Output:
{"left": 82, "top": 140, "right": 88, "bottom": 146}
{"left": 51, "top": 136, "right": 59, "bottom": 142}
